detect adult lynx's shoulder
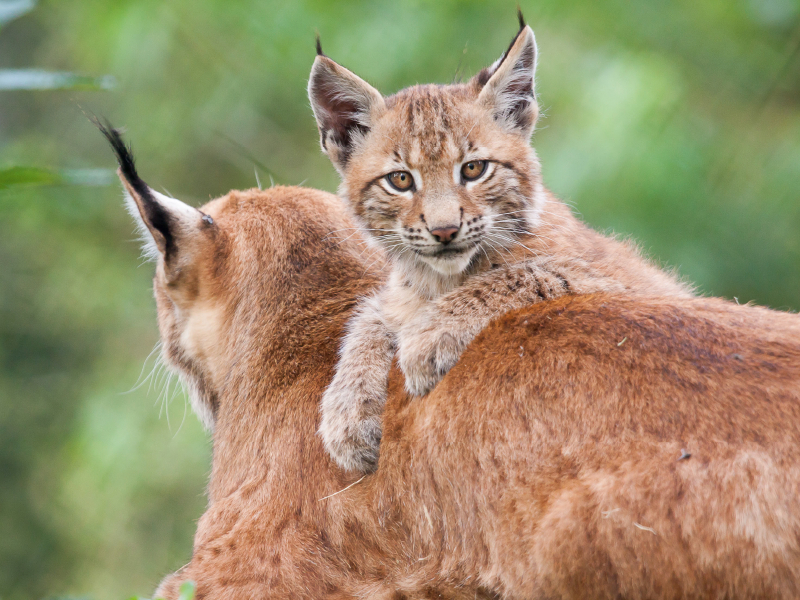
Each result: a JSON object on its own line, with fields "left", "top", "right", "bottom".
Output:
{"left": 310, "top": 15, "right": 691, "bottom": 472}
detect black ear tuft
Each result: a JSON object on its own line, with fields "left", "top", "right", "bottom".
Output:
{"left": 94, "top": 118, "right": 151, "bottom": 203}
{"left": 94, "top": 118, "right": 177, "bottom": 257}
{"left": 517, "top": 7, "right": 526, "bottom": 30}
{"left": 315, "top": 33, "right": 324, "bottom": 57}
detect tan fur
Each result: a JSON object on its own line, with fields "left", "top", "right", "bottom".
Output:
{"left": 310, "top": 24, "right": 691, "bottom": 471}
{"left": 113, "top": 178, "right": 800, "bottom": 599}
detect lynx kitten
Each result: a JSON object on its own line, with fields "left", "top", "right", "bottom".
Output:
{"left": 309, "top": 15, "right": 690, "bottom": 472}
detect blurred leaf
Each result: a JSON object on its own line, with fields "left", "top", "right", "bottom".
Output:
{"left": 0, "top": 166, "right": 114, "bottom": 189}
{"left": 0, "top": 69, "right": 116, "bottom": 91}
{"left": 0, "top": 166, "right": 62, "bottom": 188}
{"left": 0, "top": 0, "right": 34, "bottom": 26}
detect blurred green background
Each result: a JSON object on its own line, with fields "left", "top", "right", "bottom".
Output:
{"left": 0, "top": 0, "right": 798, "bottom": 598}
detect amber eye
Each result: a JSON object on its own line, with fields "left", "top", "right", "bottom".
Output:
{"left": 386, "top": 171, "right": 414, "bottom": 192}
{"left": 460, "top": 160, "right": 487, "bottom": 182}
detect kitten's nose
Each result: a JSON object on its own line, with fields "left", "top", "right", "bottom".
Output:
{"left": 429, "top": 226, "right": 460, "bottom": 244}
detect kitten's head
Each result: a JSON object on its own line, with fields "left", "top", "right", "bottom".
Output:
{"left": 309, "top": 17, "right": 544, "bottom": 279}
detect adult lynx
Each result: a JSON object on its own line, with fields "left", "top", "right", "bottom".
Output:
{"left": 311, "top": 15, "right": 690, "bottom": 472}
{"left": 100, "top": 121, "right": 800, "bottom": 600}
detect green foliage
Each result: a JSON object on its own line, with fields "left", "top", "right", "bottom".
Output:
{"left": 0, "top": 1, "right": 798, "bottom": 599}
{"left": 127, "top": 579, "right": 195, "bottom": 600}
{"left": 176, "top": 581, "right": 196, "bottom": 600}
{"left": 0, "top": 166, "right": 114, "bottom": 189}
{"left": 0, "top": 165, "right": 61, "bottom": 187}
{"left": 0, "top": 0, "right": 114, "bottom": 193}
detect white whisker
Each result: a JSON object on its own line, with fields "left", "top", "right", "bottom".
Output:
{"left": 122, "top": 341, "right": 162, "bottom": 395}
{"left": 481, "top": 238, "right": 511, "bottom": 267}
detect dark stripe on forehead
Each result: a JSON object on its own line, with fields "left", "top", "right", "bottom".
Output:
{"left": 402, "top": 86, "right": 457, "bottom": 160}
{"left": 459, "top": 138, "right": 476, "bottom": 161}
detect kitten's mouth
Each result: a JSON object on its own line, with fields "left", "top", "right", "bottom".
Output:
{"left": 433, "top": 246, "right": 469, "bottom": 257}
{"left": 410, "top": 243, "right": 480, "bottom": 276}
{"left": 415, "top": 240, "right": 479, "bottom": 259}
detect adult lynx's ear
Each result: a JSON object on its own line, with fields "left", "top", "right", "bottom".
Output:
{"left": 308, "top": 44, "right": 386, "bottom": 174}
{"left": 474, "top": 19, "right": 539, "bottom": 138}
{"left": 96, "top": 120, "right": 210, "bottom": 266}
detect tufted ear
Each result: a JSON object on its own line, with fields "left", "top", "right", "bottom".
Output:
{"left": 96, "top": 121, "right": 212, "bottom": 267}
{"left": 473, "top": 19, "right": 539, "bottom": 138}
{"left": 308, "top": 47, "right": 385, "bottom": 174}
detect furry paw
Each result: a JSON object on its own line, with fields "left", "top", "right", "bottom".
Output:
{"left": 319, "top": 382, "right": 384, "bottom": 473}
{"left": 399, "top": 327, "right": 465, "bottom": 396}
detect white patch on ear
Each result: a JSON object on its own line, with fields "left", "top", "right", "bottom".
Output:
{"left": 122, "top": 186, "right": 200, "bottom": 262}
{"left": 122, "top": 188, "right": 160, "bottom": 262}
{"left": 477, "top": 25, "right": 539, "bottom": 137}
{"left": 150, "top": 189, "right": 201, "bottom": 219}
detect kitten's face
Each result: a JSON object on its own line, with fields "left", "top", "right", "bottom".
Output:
{"left": 310, "top": 22, "right": 541, "bottom": 277}
{"left": 342, "top": 85, "right": 541, "bottom": 276}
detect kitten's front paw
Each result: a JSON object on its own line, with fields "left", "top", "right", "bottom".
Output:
{"left": 399, "top": 329, "right": 464, "bottom": 396}
{"left": 319, "top": 386, "right": 383, "bottom": 473}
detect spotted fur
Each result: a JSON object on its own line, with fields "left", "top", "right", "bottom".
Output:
{"left": 310, "top": 21, "right": 692, "bottom": 472}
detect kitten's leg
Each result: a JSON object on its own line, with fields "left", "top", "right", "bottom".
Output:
{"left": 320, "top": 296, "right": 395, "bottom": 473}
{"left": 399, "top": 260, "right": 621, "bottom": 395}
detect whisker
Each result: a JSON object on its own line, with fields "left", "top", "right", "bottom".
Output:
{"left": 149, "top": 360, "right": 166, "bottom": 396}
{"left": 488, "top": 230, "right": 542, "bottom": 252}
{"left": 122, "top": 340, "right": 163, "bottom": 395}
{"left": 490, "top": 210, "right": 531, "bottom": 217}
{"left": 481, "top": 238, "right": 511, "bottom": 267}
{"left": 465, "top": 117, "right": 481, "bottom": 138}
{"left": 487, "top": 234, "right": 545, "bottom": 260}
{"left": 173, "top": 387, "right": 190, "bottom": 439}
{"left": 490, "top": 218, "right": 528, "bottom": 225}
{"left": 478, "top": 243, "right": 493, "bottom": 267}
{"left": 492, "top": 224, "right": 561, "bottom": 246}
{"left": 323, "top": 226, "right": 388, "bottom": 238}
{"left": 363, "top": 245, "right": 403, "bottom": 275}
{"left": 160, "top": 371, "right": 172, "bottom": 431}
{"left": 165, "top": 374, "right": 186, "bottom": 434}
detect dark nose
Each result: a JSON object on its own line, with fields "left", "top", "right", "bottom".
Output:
{"left": 429, "top": 226, "right": 460, "bottom": 244}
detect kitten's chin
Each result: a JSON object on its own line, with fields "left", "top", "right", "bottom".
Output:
{"left": 420, "top": 247, "right": 478, "bottom": 276}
